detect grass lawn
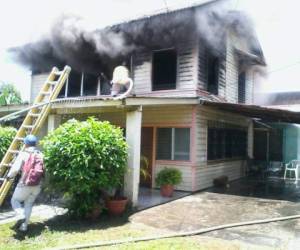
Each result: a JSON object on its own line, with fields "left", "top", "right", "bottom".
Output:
{"left": 0, "top": 214, "right": 276, "bottom": 250}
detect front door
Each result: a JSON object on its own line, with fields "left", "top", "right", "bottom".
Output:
{"left": 140, "top": 127, "right": 153, "bottom": 187}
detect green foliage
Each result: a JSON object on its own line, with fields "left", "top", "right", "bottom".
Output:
{"left": 0, "top": 83, "right": 22, "bottom": 106}
{"left": 0, "top": 126, "right": 16, "bottom": 161}
{"left": 41, "top": 117, "right": 128, "bottom": 217}
{"left": 155, "top": 168, "right": 182, "bottom": 186}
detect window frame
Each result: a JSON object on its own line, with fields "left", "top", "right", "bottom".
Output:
{"left": 151, "top": 48, "right": 178, "bottom": 91}
{"left": 207, "top": 121, "right": 248, "bottom": 162}
{"left": 156, "top": 127, "right": 191, "bottom": 163}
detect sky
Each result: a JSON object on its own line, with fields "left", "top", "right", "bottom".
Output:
{"left": 0, "top": 0, "right": 299, "bottom": 101}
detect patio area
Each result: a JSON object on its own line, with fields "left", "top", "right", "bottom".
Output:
{"left": 137, "top": 187, "right": 190, "bottom": 210}
{"left": 207, "top": 175, "right": 300, "bottom": 202}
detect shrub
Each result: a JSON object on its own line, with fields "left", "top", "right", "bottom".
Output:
{"left": 41, "top": 117, "right": 128, "bottom": 217}
{"left": 0, "top": 126, "right": 16, "bottom": 161}
{"left": 155, "top": 168, "right": 182, "bottom": 187}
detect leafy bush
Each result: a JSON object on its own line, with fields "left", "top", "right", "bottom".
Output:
{"left": 155, "top": 168, "right": 182, "bottom": 186}
{"left": 41, "top": 117, "right": 128, "bottom": 217}
{"left": 0, "top": 126, "right": 16, "bottom": 161}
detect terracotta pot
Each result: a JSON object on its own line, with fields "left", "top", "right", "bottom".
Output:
{"left": 160, "top": 184, "right": 174, "bottom": 197}
{"left": 85, "top": 205, "right": 102, "bottom": 220}
{"left": 106, "top": 197, "right": 128, "bottom": 215}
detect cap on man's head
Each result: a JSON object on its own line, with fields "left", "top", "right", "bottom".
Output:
{"left": 24, "top": 135, "right": 38, "bottom": 146}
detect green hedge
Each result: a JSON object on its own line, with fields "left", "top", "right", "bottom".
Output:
{"left": 0, "top": 126, "right": 16, "bottom": 161}
{"left": 41, "top": 118, "right": 128, "bottom": 217}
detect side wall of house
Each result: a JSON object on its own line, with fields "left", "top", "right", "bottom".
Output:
{"left": 226, "top": 32, "right": 255, "bottom": 104}
{"left": 133, "top": 40, "right": 198, "bottom": 98}
{"left": 194, "top": 106, "right": 250, "bottom": 190}
{"left": 30, "top": 73, "right": 49, "bottom": 103}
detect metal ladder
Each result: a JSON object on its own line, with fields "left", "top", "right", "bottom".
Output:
{"left": 0, "top": 65, "right": 71, "bottom": 206}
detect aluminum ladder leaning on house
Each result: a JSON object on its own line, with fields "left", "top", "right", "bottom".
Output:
{"left": 0, "top": 65, "right": 71, "bottom": 206}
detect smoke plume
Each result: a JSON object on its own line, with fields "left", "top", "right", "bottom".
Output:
{"left": 10, "top": 1, "right": 261, "bottom": 75}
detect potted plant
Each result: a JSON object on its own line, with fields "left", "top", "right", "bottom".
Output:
{"left": 155, "top": 168, "right": 182, "bottom": 197}
{"left": 105, "top": 190, "right": 128, "bottom": 216}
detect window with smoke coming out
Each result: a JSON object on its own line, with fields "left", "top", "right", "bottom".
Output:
{"left": 67, "top": 71, "right": 82, "bottom": 97}
{"left": 83, "top": 73, "right": 99, "bottom": 96}
{"left": 207, "top": 53, "right": 219, "bottom": 95}
{"left": 152, "top": 49, "right": 177, "bottom": 91}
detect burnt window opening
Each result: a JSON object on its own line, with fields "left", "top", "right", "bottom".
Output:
{"left": 152, "top": 49, "right": 177, "bottom": 91}
{"left": 207, "top": 54, "right": 219, "bottom": 95}
{"left": 238, "top": 71, "right": 246, "bottom": 103}
{"left": 83, "top": 73, "right": 99, "bottom": 96}
{"left": 67, "top": 71, "right": 82, "bottom": 97}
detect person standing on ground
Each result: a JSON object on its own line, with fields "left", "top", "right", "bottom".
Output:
{"left": 7, "top": 134, "right": 44, "bottom": 232}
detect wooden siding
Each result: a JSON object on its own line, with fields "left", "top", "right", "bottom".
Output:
{"left": 132, "top": 40, "right": 198, "bottom": 97}
{"left": 194, "top": 105, "right": 250, "bottom": 191}
{"left": 30, "top": 73, "right": 49, "bottom": 103}
{"left": 225, "top": 39, "right": 239, "bottom": 103}
{"left": 142, "top": 105, "right": 193, "bottom": 126}
{"left": 155, "top": 164, "right": 193, "bottom": 191}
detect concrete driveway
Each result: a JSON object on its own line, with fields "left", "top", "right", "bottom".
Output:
{"left": 130, "top": 191, "right": 300, "bottom": 249}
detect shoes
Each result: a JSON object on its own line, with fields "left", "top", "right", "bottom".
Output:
{"left": 18, "top": 223, "right": 28, "bottom": 232}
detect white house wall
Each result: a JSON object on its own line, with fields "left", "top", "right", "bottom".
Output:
{"left": 194, "top": 106, "right": 250, "bottom": 190}
{"left": 132, "top": 40, "right": 198, "bottom": 97}
{"left": 31, "top": 73, "right": 49, "bottom": 103}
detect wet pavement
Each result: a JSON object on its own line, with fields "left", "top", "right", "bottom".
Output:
{"left": 208, "top": 176, "right": 300, "bottom": 202}
{"left": 130, "top": 177, "right": 300, "bottom": 249}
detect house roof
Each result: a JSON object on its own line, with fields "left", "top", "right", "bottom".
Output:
{"left": 1, "top": 97, "right": 300, "bottom": 124}
{"left": 201, "top": 100, "right": 300, "bottom": 124}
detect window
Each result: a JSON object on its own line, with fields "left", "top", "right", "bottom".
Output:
{"left": 207, "top": 54, "right": 219, "bottom": 95}
{"left": 67, "top": 71, "right": 82, "bottom": 97}
{"left": 83, "top": 73, "right": 99, "bottom": 96}
{"left": 207, "top": 122, "right": 247, "bottom": 160}
{"left": 156, "top": 128, "right": 190, "bottom": 161}
{"left": 152, "top": 49, "right": 177, "bottom": 91}
{"left": 238, "top": 71, "right": 246, "bottom": 103}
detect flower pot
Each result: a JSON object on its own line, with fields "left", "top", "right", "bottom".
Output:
{"left": 106, "top": 197, "right": 128, "bottom": 215}
{"left": 160, "top": 184, "right": 174, "bottom": 197}
{"left": 85, "top": 205, "right": 102, "bottom": 220}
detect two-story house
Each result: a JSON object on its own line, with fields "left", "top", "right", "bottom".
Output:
{"left": 7, "top": 0, "right": 300, "bottom": 204}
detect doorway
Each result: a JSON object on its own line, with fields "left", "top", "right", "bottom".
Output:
{"left": 140, "top": 127, "right": 154, "bottom": 188}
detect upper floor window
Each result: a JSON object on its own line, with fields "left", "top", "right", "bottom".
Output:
{"left": 156, "top": 128, "right": 190, "bottom": 161}
{"left": 59, "top": 71, "right": 101, "bottom": 97}
{"left": 207, "top": 54, "right": 219, "bottom": 95}
{"left": 238, "top": 71, "right": 246, "bottom": 103}
{"left": 152, "top": 49, "right": 177, "bottom": 91}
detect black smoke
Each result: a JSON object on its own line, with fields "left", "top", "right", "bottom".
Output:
{"left": 10, "top": 2, "right": 261, "bottom": 76}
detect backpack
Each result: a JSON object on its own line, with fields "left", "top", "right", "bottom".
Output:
{"left": 21, "top": 151, "right": 44, "bottom": 186}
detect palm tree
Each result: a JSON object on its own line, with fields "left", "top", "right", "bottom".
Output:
{"left": 0, "top": 83, "right": 22, "bottom": 106}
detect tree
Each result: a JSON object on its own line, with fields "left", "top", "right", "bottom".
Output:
{"left": 0, "top": 83, "right": 22, "bottom": 106}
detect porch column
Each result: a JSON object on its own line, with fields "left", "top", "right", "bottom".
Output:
{"left": 248, "top": 119, "right": 254, "bottom": 159}
{"left": 124, "top": 106, "right": 142, "bottom": 206}
{"left": 48, "top": 114, "right": 61, "bottom": 132}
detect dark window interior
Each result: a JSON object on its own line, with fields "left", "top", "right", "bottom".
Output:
{"left": 156, "top": 128, "right": 172, "bottom": 160}
{"left": 83, "top": 73, "right": 98, "bottom": 96}
{"left": 207, "top": 56, "right": 219, "bottom": 95}
{"left": 269, "top": 129, "right": 283, "bottom": 161}
{"left": 254, "top": 130, "right": 268, "bottom": 161}
{"left": 68, "top": 71, "right": 82, "bottom": 97}
{"left": 238, "top": 71, "right": 246, "bottom": 103}
{"left": 207, "top": 125, "right": 247, "bottom": 160}
{"left": 152, "top": 49, "right": 177, "bottom": 91}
